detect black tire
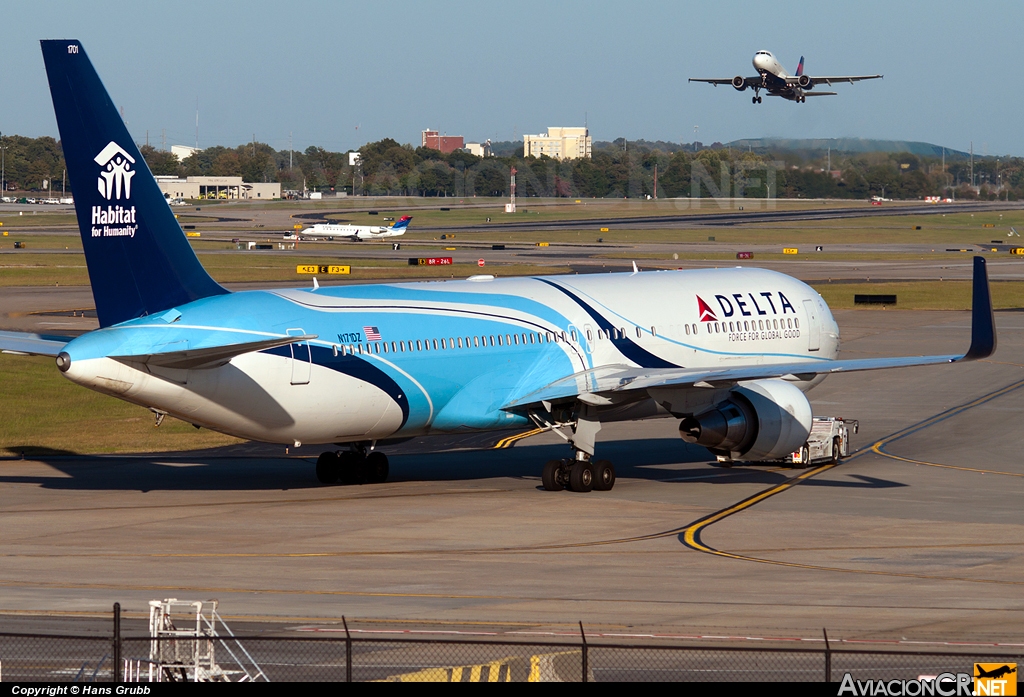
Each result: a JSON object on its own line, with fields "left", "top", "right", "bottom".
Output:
{"left": 569, "top": 461, "right": 594, "bottom": 493}
{"left": 337, "top": 451, "right": 363, "bottom": 485}
{"left": 365, "top": 451, "right": 389, "bottom": 484}
{"left": 542, "top": 460, "right": 564, "bottom": 491}
{"left": 592, "top": 460, "right": 616, "bottom": 491}
{"left": 315, "top": 452, "right": 340, "bottom": 484}
{"left": 793, "top": 444, "right": 810, "bottom": 469}
{"left": 830, "top": 438, "right": 841, "bottom": 465}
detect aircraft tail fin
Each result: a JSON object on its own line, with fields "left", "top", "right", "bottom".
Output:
{"left": 390, "top": 215, "right": 412, "bottom": 231}
{"left": 40, "top": 40, "right": 227, "bottom": 329}
{"left": 795, "top": 56, "right": 805, "bottom": 76}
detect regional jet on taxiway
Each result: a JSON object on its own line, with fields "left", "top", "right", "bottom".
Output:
{"left": 690, "top": 51, "right": 882, "bottom": 103}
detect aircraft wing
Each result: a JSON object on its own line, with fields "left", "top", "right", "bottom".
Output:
{"left": 112, "top": 334, "right": 317, "bottom": 370}
{"left": 789, "top": 74, "right": 882, "bottom": 85}
{"left": 688, "top": 77, "right": 759, "bottom": 87}
{"left": 503, "top": 256, "right": 994, "bottom": 411}
{"left": 0, "top": 330, "right": 73, "bottom": 357}
{"left": 802, "top": 91, "right": 838, "bottom": 97}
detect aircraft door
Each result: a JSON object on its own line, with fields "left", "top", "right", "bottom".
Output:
{"left": 287, "top": 328, "right": 311, "bottom": 384}
{"left": 802, "top": 299, "right": 820, "bottom": 351}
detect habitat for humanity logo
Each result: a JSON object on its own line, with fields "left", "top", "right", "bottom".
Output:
{"left": 90, "top": 142, "right": 138, "bottom": 239}
{"left": 95, "top": 141, "right": 136, "bottom": 200}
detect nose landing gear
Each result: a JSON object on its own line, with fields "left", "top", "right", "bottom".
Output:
{"left": 315, "top": 446, "right": 389, "bottom": 485}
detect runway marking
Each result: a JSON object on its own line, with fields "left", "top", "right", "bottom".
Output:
{"left": 493, "top": 428, "right": 545, "bottom": 449}
{"left": 675, "top": 376, "right": 1024, "bottom": 586}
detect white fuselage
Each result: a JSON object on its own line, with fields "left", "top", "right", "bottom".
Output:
{"left": 301, "top": 223, "right": 405, "bottom": 240}
{"left": 60, "top": 268, "right": 840, "bottom": 447}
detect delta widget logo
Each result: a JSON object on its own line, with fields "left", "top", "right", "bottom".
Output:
{"left": 696, "top": 296, "right": 718, "bottom": 322}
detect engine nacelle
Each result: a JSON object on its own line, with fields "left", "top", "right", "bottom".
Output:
{"left": 679, "top": 379, "right": 813, "bottom": 460}
{"left": 732, "top": 76, "right": 747, "bottom": 91}
{"left": 797, "top": 74, "right": 812, "bottom": 89}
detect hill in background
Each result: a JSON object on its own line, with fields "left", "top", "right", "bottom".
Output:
{"left": 726, "top": 138, "right": 970, "bottom": 158}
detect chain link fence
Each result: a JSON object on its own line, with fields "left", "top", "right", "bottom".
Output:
{"left": 1, "top": 631, "right": 1021, "bottom": 683}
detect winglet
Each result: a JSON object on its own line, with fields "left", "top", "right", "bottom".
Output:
{"left": 961, "top": 256, "right": 996, "bottom": 361}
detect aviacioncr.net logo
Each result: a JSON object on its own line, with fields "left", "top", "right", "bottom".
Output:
{"left": 94, "top": 141, "right": 136, "bottom": 200}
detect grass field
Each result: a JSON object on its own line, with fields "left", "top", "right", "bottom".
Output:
{"left": 0, "top": 354, "right": 242, "bottom": 456}
{"left": 811, "top": 280, "right": 1024, "bottom": 310}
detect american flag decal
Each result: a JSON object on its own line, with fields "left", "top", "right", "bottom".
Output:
{"left": 363, "top": 326, "right": 382, "bottom": 341}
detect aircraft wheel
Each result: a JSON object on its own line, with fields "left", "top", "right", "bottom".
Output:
{"left": 338, "top": 451, "right": 363, "bottom": 485}
{"left": 592, "top": 460, "right": 616, "bottom": 491}
{"left": 752, "top": 96, "right": 757, "bottom": 104}
{"left": 542, "top": 459, "right": 565, "bottom": 491}
{"left": 569, "top": 461, "right": 594, "bottom": 493}
{"left": 315, "top": 452, "right": 340, "bottom": 484}
{"left": 365, "top": 451, "right": 389, "bottom": 484}
{"left": 758, "top": 96, "right": 763, "bottom": 103}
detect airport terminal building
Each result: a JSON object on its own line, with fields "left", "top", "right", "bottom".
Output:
{"left": 155, "top": 176, "right": 281, "bottom": 201}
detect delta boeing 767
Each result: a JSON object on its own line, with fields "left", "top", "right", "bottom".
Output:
{"left": 0, "top": 41, "right": 991, "bottom": 493}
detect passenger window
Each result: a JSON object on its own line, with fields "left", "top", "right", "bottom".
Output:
{"left": 457, "top": 337, "right": 463, "bottom": 348}
{"left": 635, "top": 327, "right": 642, "bottom": 338}
{"left": 571, "top": 329, "right": 577, "bottom": 342}
{"left": 473, "top": 336, "right": 479, "bottom": 347}
{"left": 523, "top": 333, "right": 529, "bottom": 344}
{"left": 513, "top": 334, "right": 519, "bottom": 345}
{"left": 505, "top": 334, "right": 512, "bottom": 345}
{"left": 433, "top": 339, "right": 439, "bottom": 350}
{"left": 374, "top": 342, "right": 380, "bottom": 354}
{"left": 759, "top": 320, "right": 764, "bottom": 330}
{"left": 685, "top": 324, "right": 690, "bottom": 336}
{"left": 382, "top": 342, "right": 388, "bottom": 353}
{"left": 497, "top": 335, "right": 503, "bottom": 346}
{"left": 651, "top": 326, "right": 657, "bottom": 337}
{"left": 450, "top": 337, "right": 455, "bottom": 349}
{"left": 441, "top": 338, "right": 447, "bottom": 349}
{"left": 729, "top": 322, "right": 734, "bottom": 332}
{"left": 490, "top": 335, "right": 495, "bottom": 346}
{"left": 586, "top": 330, "right": 593, "bottom": 341}
{"left": 795, "top": 318, "right": 800, "bottom": 329}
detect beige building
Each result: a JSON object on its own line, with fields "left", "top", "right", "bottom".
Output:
{"left": 155, "top": 176, "right": 280, "bottom": 201}
{"left": 523, "top": 127, "right": 592, "bottom": 160}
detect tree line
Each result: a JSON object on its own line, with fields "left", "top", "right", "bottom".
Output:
{"left": 2, "top": 133, "right": 1021, "bottom": 201}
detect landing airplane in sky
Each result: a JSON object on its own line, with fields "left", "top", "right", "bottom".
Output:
{"left": 300, "top": 215, "right": 412, "bottom": 241}
{"left": 690, "top": 51, "right": 882, "bottom": 103}
{"left": 0, "top": 40, "right": 993, "bottom": 494}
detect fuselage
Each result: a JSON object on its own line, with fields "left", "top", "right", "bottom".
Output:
{"left": 302, "top": 223, "right": 405, "bottom": 240}
{"left": 59, "top": 268, "right": 839, "bottom": 446}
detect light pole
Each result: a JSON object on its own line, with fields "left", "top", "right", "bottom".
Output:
{"left": 1, "top": 131, "right": 5, "bottom": 197}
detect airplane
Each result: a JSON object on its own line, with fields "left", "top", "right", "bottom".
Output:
{"left": 690, "top": 51, "right": 882, "bottom": 104}
{"left": 300, "top": 215, "right": 412, "bottom": 241}
{"left": 975, "top": 665, "right": 1017, "bottom": 680}
{"left": 0, "top": 40, "right": 994, "bottom": 494}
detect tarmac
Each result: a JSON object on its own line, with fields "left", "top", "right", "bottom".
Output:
{"left": 0, "top": 306, "right": 1022, "bottom": 646}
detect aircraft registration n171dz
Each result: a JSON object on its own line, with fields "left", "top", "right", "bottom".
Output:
{"left": 0, "top": 40, "right": 993, "bottom": 493}
{"left": 689, "top": 50, "right": 882, "bottom": 103}
{"left": 300, "top": 215, "right": 412, "bottom": 241}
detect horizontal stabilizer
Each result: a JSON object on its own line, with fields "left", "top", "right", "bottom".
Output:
{"left": 113, "top": 334, "right": 317, "bottom": 370}
{"left": 0, "top": 331, "right": 72, "bottom": 357}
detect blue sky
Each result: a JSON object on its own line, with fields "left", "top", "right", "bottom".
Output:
{"left": 3, "top": 0, "right": 1021, "bottom": 155}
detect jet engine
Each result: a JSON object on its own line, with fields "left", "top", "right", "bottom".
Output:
{"left": 797, "top": 74, "right": 812, "bottom": 88}
{"left": 731, "top": 76, "right": 747, "bottom": 91}
{"left": 678, "top": 379, "right": 813, "bottom": 460}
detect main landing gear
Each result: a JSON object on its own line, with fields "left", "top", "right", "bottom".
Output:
{"left": 315, "top": 446, "right": 389, "bottom": 485}
{"left": 751, "top": 95, "right": 762, "bottom": 104}
{"left": 531, "top": 406, "right": 616, "bottom": 492}
{"left": 542, "top": 457, "right": 615, "bottom": 493}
